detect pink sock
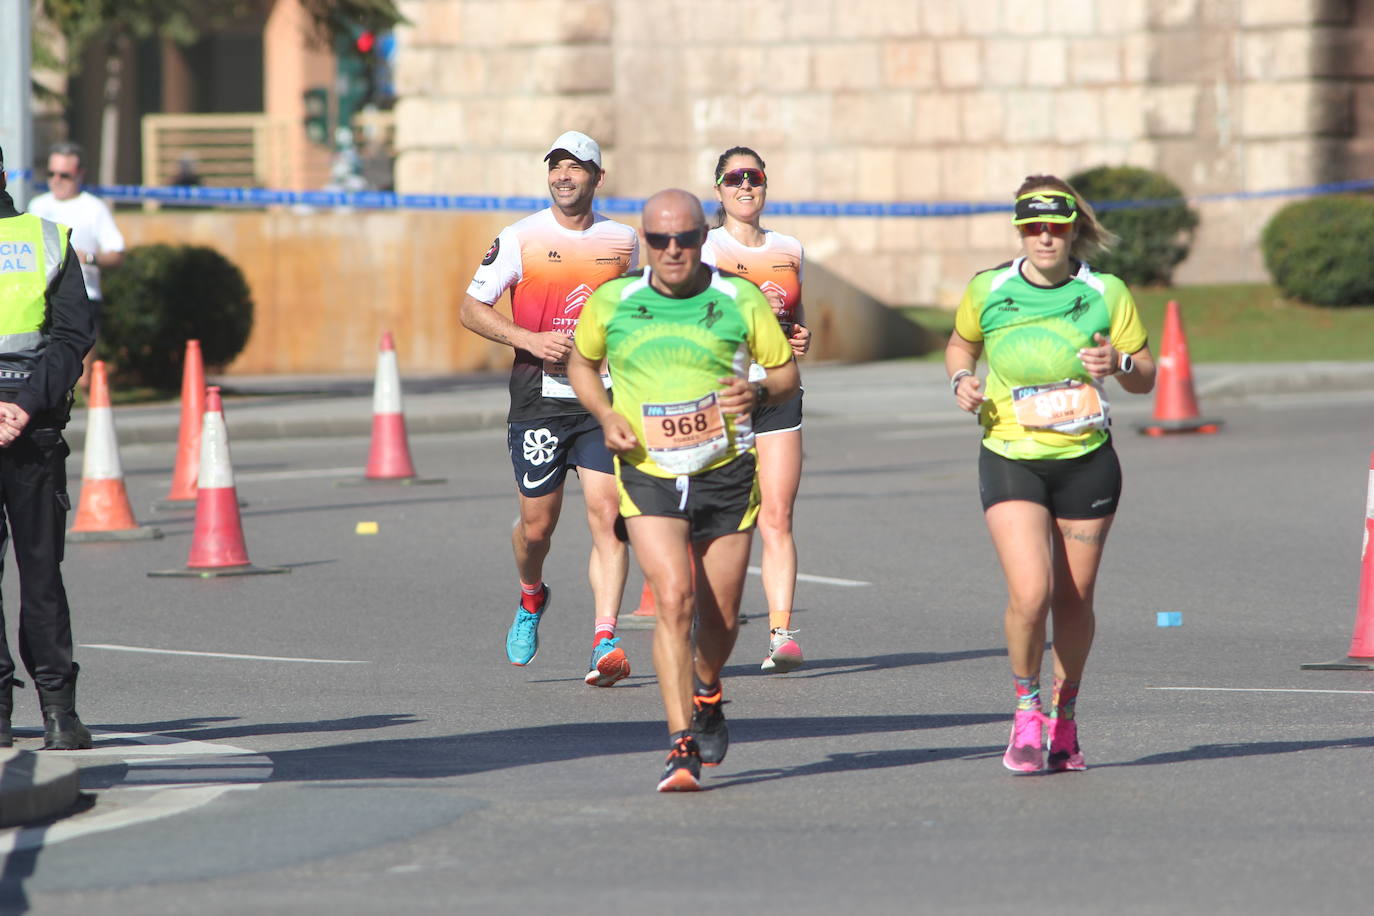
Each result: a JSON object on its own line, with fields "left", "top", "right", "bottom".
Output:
{"left": 594, "top": 617, "right": 616, "bottom": 646}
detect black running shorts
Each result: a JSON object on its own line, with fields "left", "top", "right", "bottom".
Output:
{"left": 753, "top": 390, "right": 803, "bottom": 436}
{"left": 507, "top": 413, "right": 615, "bottom": 497}
{"left": 616, "top": 453, "right": 759, "bottom": 542}
{"left": 978, "top": 438, "right": 1122, "bottom": 519}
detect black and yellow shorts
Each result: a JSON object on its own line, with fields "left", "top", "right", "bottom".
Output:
{"left": 616, "top": 453, "right": 759, "bottom": 542}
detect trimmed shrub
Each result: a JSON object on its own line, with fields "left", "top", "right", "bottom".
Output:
{"left": 1261, "top": 195, "right": 1374, "bottom": 307}
{"left": 1068, "top": 165, "right": 1199, "bottom": 286}
{"left": 98, "top": 244, "right": 254, "bottom": 389}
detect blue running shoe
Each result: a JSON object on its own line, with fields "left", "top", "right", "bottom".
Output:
{"left": 584, "top": 636, "right": 630, "bottom": 687}
{"left": 506, "top": 585, "right": 549, "bottom": 665}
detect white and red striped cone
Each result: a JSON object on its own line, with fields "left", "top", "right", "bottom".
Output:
{"left": 1302, "top": 446, "right": 1374, "bottom": 670}
{"left": 67, "top": 360, "right": 162, "bottom": 542}
{"left": 148, "top": 387, "right": 287, "bottom": 578}
{"left": 338, "top": 331, "right": 444, "bottom": 486}
{"left": 153, "top": 339, "right": 205, "bottom": 510}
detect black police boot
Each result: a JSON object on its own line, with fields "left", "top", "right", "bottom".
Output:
{"left": 0, "top": 676, "right": 15, "bottom": 748}
{"left": 37, "top": 666, "right": 92, "bottom": 750}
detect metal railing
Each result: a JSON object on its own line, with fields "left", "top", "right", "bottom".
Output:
{"left": 140, "top": 113, "right": 287, "bottom": 194}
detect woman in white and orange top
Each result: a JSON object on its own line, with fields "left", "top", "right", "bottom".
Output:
{"left": 702, "top": 146, "right": 812, "bottom": 673}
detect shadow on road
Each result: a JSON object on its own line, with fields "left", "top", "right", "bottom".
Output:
{"left": 722, "top": 647, "right": 1008, "bottom": 679}
{"left": 91, "top": 714, "right": 420, "bottom": 744}
{"left": 712, "top": 743, "right": 1003, "bottom": 788}
{"left": 1104, "top": 734, "right": 1374, "bottom": 768}
{"left": 0, "top": 795, "right": 95, "bottom": 915}
{"left": 259, "top": 712, "right": 1006, "bottom": 784}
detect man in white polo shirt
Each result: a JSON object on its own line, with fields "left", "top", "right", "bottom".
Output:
{"left": 28, "top": 142, "right": 124, "bottom": 387}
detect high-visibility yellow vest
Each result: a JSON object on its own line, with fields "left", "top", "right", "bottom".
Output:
{"left": 0, "top": 213, "right": 66, "bottom": 385}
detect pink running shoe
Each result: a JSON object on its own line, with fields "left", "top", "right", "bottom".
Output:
{"left": 1002, "top": 708, "right": 1047, "bottom": 773}
{"left": 1047, "top": 717, "right": 1086, "bottom": 772}
{"left": 761, "top": 628, "right": 803, "bottom": 673}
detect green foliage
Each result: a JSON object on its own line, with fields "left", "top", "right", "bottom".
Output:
{"left": 1261, "top": 195, "right": 1374, "bottom": 307}
{"left": 1068, "top": 165, "right": 1199, "bottom": 287}
{"left": 35, "top": 0, "right": 406, "bottom": 66}
{"left": 98, "top": 244, "right": 254, "bottom": 389}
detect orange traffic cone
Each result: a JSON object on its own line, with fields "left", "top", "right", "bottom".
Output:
{"left": 67, "top": 361, "right": 162, "bottom": 542}
{"left": 619, "top": 580, "right": 659, "bottom": 630}
{"left": 154, "top": 340, "right": 205, "bottom": 509}
{"left": 1301, "top": 447, "right": 1374, "bottom": 670}
{"left": 1138, "top": 300, "right": 1221, "bottom": 436}
{"left": 338, "top": 331, "right": 444, "bottom": 486}
{"left": 148, "top": 387, "right": 288, "bottom": 579}
{"left": 634, "top": 581, "right": 656, "bottom": 616}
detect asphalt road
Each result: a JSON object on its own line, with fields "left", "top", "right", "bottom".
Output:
{"left": 2, "top": 384, "right": 1374, "bottom": 914}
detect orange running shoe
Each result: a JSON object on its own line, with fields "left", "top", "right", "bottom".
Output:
{"left": 657, "top": 733, "right": 702, "bottom": 792}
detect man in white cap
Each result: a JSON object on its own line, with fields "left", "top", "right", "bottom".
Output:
{"left": 460, "top": 131, "right": 640, "bottom": 685}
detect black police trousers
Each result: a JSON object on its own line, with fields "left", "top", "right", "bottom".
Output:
{"left": 0, "top": 428, "right": 77, "bottom": 691}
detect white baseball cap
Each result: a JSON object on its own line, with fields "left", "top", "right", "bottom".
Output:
{"left": 544, "top": 130, "right": 602, "bottom": 169}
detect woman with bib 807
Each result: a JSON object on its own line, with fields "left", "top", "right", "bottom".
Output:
{"left": 945, "top": 175, "right": 1155, "bottom": 774}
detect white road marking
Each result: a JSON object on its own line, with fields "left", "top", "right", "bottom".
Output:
{"left": 80, "top": 644, "right": 369, "bottom": 664}
{"left": 746, "top": 567, "right": 870, "bottom": 587}
{"left": 1147, "top": 686, "right": 1374, "bottom": 695}
{"left": 0, "top": 730, "right": 272, "bottom": 853}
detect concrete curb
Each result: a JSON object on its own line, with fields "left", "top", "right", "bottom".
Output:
{"left": 51, "top": 361, "right": 1374, "bottom": 452}
{"left": 0, "top": 748, "right": 81, "bottom": 829}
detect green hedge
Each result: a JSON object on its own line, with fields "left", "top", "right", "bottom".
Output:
{"left": 1261, "top": 195, "right": 1374, "bottom": 307}
{"left": 1068, "top": 165, "right": 1199, "bottom": 286}
{"left": 98, "top": 244, "right": 254, "bottom": 389}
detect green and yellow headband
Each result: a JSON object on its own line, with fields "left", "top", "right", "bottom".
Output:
{"left": 1012, "top": 191, "right": 1079, "bottom": 225}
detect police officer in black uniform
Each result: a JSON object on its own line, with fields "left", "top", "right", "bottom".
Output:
{"left": 0, "top": 144, "right": 98, "bottom": 749}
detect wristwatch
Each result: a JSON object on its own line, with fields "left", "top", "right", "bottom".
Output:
{"left": 1117, "top": 352, "right": 1134, "bottom": 375}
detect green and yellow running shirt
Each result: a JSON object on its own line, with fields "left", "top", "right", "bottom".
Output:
{"left": 574, "top": 266, "right": 792, "bottom": 478}
{"left": 954, "top": 257, "right": 1148, "bottom": 460}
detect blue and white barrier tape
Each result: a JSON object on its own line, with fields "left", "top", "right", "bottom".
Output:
{"left": 7, "top": 170, "right": 1374, "bottom": 216}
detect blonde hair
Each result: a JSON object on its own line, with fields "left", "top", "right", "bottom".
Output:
{"left": 1015, "top": 174, "right": 1116, "bottom": 262}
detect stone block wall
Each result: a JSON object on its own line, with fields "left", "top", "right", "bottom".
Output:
{"left": 394, "top": 0, "right": 1374, "bottom": 306}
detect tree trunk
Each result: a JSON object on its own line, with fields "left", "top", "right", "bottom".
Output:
{"left": 97, "top": 35, "right": 127, "bottom": 187}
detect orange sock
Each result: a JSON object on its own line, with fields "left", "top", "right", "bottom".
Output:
{"left": 768, "top": 610, "right": 791, "bottom": 631}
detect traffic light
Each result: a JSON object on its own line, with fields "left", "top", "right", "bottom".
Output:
{"left": 303, "top": 87, "right": 329, "bottom": 146}
{"left": 335, "top": 26, "right": 379, "bottom": 137}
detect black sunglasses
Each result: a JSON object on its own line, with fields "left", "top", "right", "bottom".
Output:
{"left": 644, "top": 228, "right": 704, "bottom": 250}
{"left": 49, "top": 171, "right": 78, "bottom": 180}
{"left": 716, "top": 167, "right": 766, "bottom": 188}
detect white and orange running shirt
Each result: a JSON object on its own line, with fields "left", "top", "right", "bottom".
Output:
{"left": 467, "top": 208, "right": 639, "bottom": 421}
{"left": 701, "top": 227, "right": 803, "bottom": 329}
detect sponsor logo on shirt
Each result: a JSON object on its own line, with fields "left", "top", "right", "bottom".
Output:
{"left": 631, "top": 303, "right": 653, "bottom": 319}
{"left": 481, "top": 238, "right": 500, "bottom": 266}
{"left": 759, "top": 280, "right": 787, "bottom": 303}
{"left": 548, "top": 250, "right": 561, "bottom": 262}
{"left": 700, "top": 300, "right": 723, "bottom": 329}
{"left": 565, "top": 284, "right": 594, "bottom": 314}
{"left": 1065, "top": 295, "right": 1089, "bottom": 321}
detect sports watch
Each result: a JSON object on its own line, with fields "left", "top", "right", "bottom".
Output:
{"left": 1117, "top": 352, "right": 1134, "bottom": 375}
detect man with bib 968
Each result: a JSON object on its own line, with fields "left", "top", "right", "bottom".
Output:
{"left": 945, "top": 176, "right": 1155, "bottom": 775}
{"left": 567, "top": 190, "right": 798, "bottom": 792}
